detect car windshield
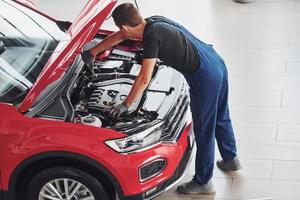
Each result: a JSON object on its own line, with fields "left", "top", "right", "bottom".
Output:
{"left": 0, "top": 0, "right": 66, "bottom": 104}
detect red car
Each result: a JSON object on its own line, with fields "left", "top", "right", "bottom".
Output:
{"left": 0, "top": 0, "right": 194, "bottom": 200}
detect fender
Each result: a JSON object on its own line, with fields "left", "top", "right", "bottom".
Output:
{"left": 8, "top": 151, "right": 125, "bottom": 200}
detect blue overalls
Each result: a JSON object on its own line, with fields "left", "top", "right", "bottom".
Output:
{"left": 154, "top": 19, "right": 238, "bottom": 185}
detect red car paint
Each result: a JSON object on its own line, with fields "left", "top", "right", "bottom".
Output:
{"left": 18, "top": 0, "right": 117, "bottom": 113}
{"left": 15, "top": 0, "right": 37, "bottom": 9}
{"left": 0, "top": 103, "right": 191, "bottom": 196}
{"left": 0, "top": 0, "right": 193, "bottom": 199}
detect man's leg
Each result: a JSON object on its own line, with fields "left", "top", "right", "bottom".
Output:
{"left": 177, "top": 64, "right": 223, "bottom": 194}
{"left": 215, "top": 66, "right": 241, "bottom": 171}
{"left": 191, "top": 91, "right": 218, "bottom": 185}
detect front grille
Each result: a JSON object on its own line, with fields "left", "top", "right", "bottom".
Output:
{"left": 139, "top": 159, "right": 167, "bottom": 182}
{"left": 143, "top": 146, "right": 192, "bottom": 199}
{"left": 162, "top": 92, "right": 189, "bottom": 141}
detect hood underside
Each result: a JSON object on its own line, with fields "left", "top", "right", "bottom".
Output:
{"left": 19, "top": 0, "right": 117, "bottom": 113}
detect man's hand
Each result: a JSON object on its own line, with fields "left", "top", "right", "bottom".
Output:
{"left": 109, "top": 102, "right": 129, "bottom": 120}
{"left": 124, "top": 58, "right": 156, "bottom": 106}
{"left": 81, "top": 50, "right": 95, "bottom": 68}
{"left": 81, "top": 30, "right": 127, "bottom": 69}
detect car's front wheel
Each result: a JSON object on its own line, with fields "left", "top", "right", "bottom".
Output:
{"left": 26, "top": 167, "right": 110, "bottom": 200}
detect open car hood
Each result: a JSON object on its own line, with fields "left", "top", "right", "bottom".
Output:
{"left": 15, "top": 0, "right": 37, "bottom": 9}
{"left": 19, "top": 0, "right": 117, "bottom": 113}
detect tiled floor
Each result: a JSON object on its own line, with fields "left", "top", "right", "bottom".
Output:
{"left": 33, "top": 0, "right": 300, "bottom": 199}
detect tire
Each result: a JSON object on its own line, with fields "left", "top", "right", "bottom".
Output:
{"left": 26, "top": 167, "right": 110, "bottom": 200}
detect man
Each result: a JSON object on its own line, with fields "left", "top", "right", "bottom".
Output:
{"left": 82, "top": 3, "right": 242, "bottom": 194}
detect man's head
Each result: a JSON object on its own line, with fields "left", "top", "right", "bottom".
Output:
{"left": 112, "top": 3, "right": 143, "bottom": 28}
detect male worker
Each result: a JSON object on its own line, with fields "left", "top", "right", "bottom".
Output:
{"left": 81, "top": 3, "right": 242, "bottom": 194}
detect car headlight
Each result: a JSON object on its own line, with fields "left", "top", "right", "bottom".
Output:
{"left": 105, "top": 121, "right": 164, "bottom": 153}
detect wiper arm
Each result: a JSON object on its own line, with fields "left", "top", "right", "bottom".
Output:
{"left": 8, "top": 88, "right": 30, "bottom": 104}
{"left": 0, "top": 31, "right": 6, "bottom": 37}
{"left": 0, "top": 14, "right": 30, "bottom": 40}
{"left": 9, "top": 6, "right": 58, "bottom": 43}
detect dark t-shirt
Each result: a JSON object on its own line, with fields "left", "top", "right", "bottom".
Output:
{"left": 142, "top": 16, "right": 200, "bottom": 73}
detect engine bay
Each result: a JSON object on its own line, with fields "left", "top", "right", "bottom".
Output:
{"left": 70, "top": 42, "right": 180, "bottom": 132}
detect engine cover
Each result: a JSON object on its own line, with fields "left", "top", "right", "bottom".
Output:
{"left": 88, "top": 80, "right": 141, "bottom": 114}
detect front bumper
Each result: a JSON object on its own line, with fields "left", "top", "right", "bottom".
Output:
{"left": 143, "top": 141, "right": 195, "bottom": 200}
{"left": 117, "top": 124, "right": 195, "bottom": 200}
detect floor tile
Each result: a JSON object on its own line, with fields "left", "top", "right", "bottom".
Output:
{"left": 230, "top": 178, "right": 300, "bottom": 200}
{"left": 289, "top": 37, "right": 300, "bottom": 49}
{"left": 237, "top": 141, "right": 300, "bottom": 160}
{"left": 214, "top": 159, "right": 273, "bottom": 180}
{"left": 206, "top": 24, "right": 264, "bottom": 37}
{"left": 230, "top": 77, "right": 300, "bottom": 91}
{"left": 272, "top": 160, "right": 300, "bottom": 181}
{"left": 292, "top": 26, "right": 300, "bottom": 38}
{"left": 228, "top": 61, "right": 286, "bottom": 76}
{"left": 284, "top": 49, "right": 300, "bottom": 62}
{"left": 263, "top": 24, "right": 294, "bottom": 38}
{"left": 295, "top": 14, "right": 300, "bottom": 25}
{"left": 286, "top": 63, "right": 300, "bottom": 76}
{"left": 226, "top": 2, "right": 270, "bottom": 13}
{"left": 217, "top": 49, "right": 259, "bottom": 65}
{"left": 230, "top": 90, "right": 282, "bottom": 106}
{"left": 207, "top": 35, "right": 290, "bottom": 49}
{"left": 267, "top": 1, "right": 296, "bottom": 13}
{"left": 277, "top": 124, "right": 300, "bottom": 142}
{"left": 156, "top": 194, "right": 226, "bottom": 200}
{"left": 155, "top": 196, "right": 192, "bottom": 200}
{"left": 231, "top": 107, "right": 300, "bottom": 123}
{"left": 184, "top": 153, "right": 272, "bottom": 180}
{"left": 233, "top": 123, "right": 277, "bottom": 141}
{"left": 264, "top": 13, "right": 295, "bottom": 25}
{"left": 282, "top": 91, "right": 300, "bottom": 107}
{"left": 258, "top": 49, "right": 285, "bottom": 63}
{"left": 207, "top": 13, "right": 269, "bottom": 26}
{"left": 255, "top": 35, "right": 290, "bottom": 49}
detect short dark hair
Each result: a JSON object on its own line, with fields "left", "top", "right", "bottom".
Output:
{"left": 112, "top": 3, "right": 143, "bottom": 27}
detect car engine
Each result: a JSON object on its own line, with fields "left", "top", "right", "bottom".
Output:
{"left": 70, "top": 47, "right": 170, "bottom": 132}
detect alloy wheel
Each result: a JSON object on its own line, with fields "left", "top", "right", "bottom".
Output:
{"left": 38, "top": 178, "right": 95, "bottom": 200}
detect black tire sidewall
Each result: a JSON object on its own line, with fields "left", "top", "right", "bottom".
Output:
{"left": 26, "top": 167, "right": 110, "bottom": 200}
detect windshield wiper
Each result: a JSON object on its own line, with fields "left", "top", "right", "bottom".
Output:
{"left": 8, "top": 88, "right": 30, "bottom": 104}
{"left": 0, "top": 14, "right": 30, "bottom": 40}
{"left": 0, "top": 31, "right": 6, "bottom": 37}
{"left": 2, "top": 1, "right": 58, "bottom": 43}
{"left": 0, "top": 15, "right": 35, "bottom": 47}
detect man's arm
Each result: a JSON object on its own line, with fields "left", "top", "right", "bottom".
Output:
{"left": 89, "top": 30, "right": 128, "bottom": 56}
{"left": 124, "top": 58, "right": 156, "bottom": 106}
